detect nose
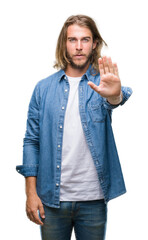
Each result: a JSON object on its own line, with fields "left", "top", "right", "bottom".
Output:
{"left": 76, "top": 40, "right": 82, "bottom": 51}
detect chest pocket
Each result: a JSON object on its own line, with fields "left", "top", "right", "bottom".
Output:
{"left": 89, "top": 99, "right": 107, "bottom": 123}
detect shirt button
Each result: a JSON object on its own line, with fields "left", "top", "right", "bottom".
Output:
{"left": 58, "top": 144, "right": 61, "bottom": 148}
{"left": 65, "top": 89, "right": 68, "bottom": 92}
{"left": 100, "top": 178, "right": 103, "bottom": 183}
{"left": 57, "top": 165, "right": 60, "bottom": 168}
{"left": 62, "top": 106, "right": 65, "bottom": 110}
{"left": 60, "top": 125, "right": 62, "bottom": 129}
{"left": 96, "top": 161, "right": 99, "bottom": 165}
{"left": 56, "top": 183, "right": 59, "bottom": 186}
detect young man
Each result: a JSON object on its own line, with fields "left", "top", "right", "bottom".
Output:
{"left": 16, "top": 15, "right": 132, "bottom": 240}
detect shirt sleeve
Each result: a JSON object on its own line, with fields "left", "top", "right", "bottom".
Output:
{"left": 16, "top": 83, "right": 40, "bottom": 177}
{"left": 103, "top": 86, "right": 133, "bottom": 110}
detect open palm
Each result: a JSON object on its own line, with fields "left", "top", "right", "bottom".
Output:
{"left": 88, "top": 56, "right": 121, "bottom": 99}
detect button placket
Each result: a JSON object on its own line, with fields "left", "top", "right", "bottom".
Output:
{"left": 55, "top": 80, "right": 70, "bottom": 205}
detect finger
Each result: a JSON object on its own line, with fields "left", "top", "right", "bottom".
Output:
{"left": 98, "top": 58, "right": 105, "bottom": 76}
{"left": 113, "top": 63, "right": 119, "bottom": 77}
{"left": 88, "top": 81, "right": 100, "bottom": 94}
{"left": 27, "top": 209, "right": 44, "bottom": 225}
{"left": 27, "top": 212, "right": 35, "bottom": 223}
{"left": 39, "top": 204, "right": 45, "bottom": 219}
{"left": 32, "top": 211, "right": 44, "bottom": 225}
{"left": 108, "top": 57, "right": 114, "bottom": 74}
{"left": 103, "top": 56, "right": 109, "bottom": 73}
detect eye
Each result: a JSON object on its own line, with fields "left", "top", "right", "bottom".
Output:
{"left": 69, "top": 38, "right": 76, "bottom": 42}
{"left": 82, "top": 38, "right": 89, "bottom": 42}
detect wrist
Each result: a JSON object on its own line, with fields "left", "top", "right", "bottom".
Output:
{"left": 25, "top": 176, "right": 37, "bottom": 197}
{"left": 26, "top": 190, "right": 37, "bottom": 197}
{"left": 107, "top": 91, "right": 123, "bottom": 105}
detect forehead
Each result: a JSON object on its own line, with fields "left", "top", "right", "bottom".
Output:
{"left": 67, "top": 24, "right": 93, "bottom": 38}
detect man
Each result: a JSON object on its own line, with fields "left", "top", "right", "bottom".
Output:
{"left": 16, "top": 15, "right": 132, "bottom": 240}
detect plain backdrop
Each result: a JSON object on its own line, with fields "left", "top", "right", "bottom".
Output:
{"left": 0, "top": 0, "right": 148, "bottom": 239}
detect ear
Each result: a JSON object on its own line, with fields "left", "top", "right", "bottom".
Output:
{"left": 92, "top": 40, "right": 97, "bottom": 50}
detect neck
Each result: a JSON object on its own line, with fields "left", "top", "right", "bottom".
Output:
{"left": 65, "top": 63, "right": 90, "bottom": 77}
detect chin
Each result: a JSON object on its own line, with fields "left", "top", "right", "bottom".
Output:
{"left": 71, "top": 59, "right": 89, "bottom": 70}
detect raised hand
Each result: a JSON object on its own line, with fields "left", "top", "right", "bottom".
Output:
{"left": 88, "top": 56, "right": 122, "bottom": 104}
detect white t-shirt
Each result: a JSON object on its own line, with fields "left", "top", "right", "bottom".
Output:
{"left": 60, "top": 76, "right": 104, "bottom": 201}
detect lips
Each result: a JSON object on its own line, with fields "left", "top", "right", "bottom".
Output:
{"left": 74, "top": 54, "right": 85, "bottom": 59}
{"left": 74, "top": 54, "right": 85, "bottom": 56}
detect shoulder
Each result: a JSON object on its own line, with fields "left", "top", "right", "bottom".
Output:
{"left": 32, "top": 70, "right": 65, "bottom": 96}
{"left": 36, "top": 70, "right": 61, "bottom": 89}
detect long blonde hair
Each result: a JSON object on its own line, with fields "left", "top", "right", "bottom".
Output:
{"left": 54, "top": 15, "right": 107, "bottom": 74}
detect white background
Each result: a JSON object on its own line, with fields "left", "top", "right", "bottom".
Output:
{"left": 0, "top": 0, "right": 148, "bottom": 239}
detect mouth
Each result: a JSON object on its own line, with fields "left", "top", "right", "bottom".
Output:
{"left": 74, "top": 54, "right": 85, "bottom": 58}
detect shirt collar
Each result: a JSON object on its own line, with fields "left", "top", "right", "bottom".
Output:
{"left": 58, "top": 64, "right": 99, "bottom": 82}
{"left": 82, "top": 64, "right": 97, "bottom": 82}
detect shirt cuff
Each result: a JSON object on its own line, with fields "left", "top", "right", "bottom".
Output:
{"left": 16, "top": 164, "right": 39, "bottom": 177}
{"left": 103, "top": 86, "right": 133, "bottom": 110}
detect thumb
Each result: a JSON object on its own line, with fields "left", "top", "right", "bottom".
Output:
{"left": 88, "top": 81, "right": 100, "bottom": 94}
{"left": 39, "top": 203, "right": 45, "bottom": 219}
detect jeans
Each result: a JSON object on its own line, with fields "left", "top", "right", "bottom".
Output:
{"left": 40, "top": 199, "right": 107, "bottom": 240}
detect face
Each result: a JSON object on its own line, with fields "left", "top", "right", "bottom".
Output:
{"left": 66, "top": 24, "right": 96, "bottom": 70}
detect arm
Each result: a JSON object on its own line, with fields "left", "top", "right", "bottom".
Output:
{"left": 16, "top": 84, "right": 40, "bottom": 176}
{"left": 16, "top": 83, "right": 45, "bottom": 225}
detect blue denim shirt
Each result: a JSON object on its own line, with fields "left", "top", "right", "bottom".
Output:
{"left": 16, "top": 65, "right": 132, "bottom": 208}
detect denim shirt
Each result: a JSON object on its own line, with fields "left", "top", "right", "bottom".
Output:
{"left": 16, "top": 65, "right": 132, "bottom": 208}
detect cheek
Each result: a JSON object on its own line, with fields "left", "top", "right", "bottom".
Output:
{"left": 84, "top": 44, "right": 93, "bottom": 53}
{"left": 66, "top": 43, "right": 75, "bottom": 54}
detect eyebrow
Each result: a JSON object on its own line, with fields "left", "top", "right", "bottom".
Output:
{"left": 67, "top": 36, "right": 91, "bottom": 40}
